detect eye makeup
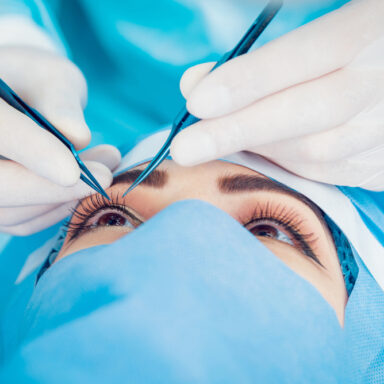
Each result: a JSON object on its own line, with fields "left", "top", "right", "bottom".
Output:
{"left": 242, "top": 201, "right": 321, "bottom": 265}
{"left": 64, "top": 192, "right": 143, "bottom": 243}
{"left": 64, "top": 190, "right": 320, "bottom": 265}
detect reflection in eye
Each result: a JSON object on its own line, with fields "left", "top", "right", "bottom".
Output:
{"left": 86, "top": 209, "right": 135, "bottom": 228}
{"left": 246, "top": 220, "right": 294, "bottom": 246}
{"left": 65, "top": 193, "right": 143, "bottom": 242}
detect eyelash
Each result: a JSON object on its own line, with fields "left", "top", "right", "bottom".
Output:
{"left": 242, "top": 201, "right": 320, "bottom": 264}
{"left": 65, "top": 195, "right": 320, "bottom": 263}
{"left": 64, "top": 192, "right": 142, "bottom": 241}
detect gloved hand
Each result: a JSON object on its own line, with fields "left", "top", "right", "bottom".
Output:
{"left": 0, "top": 46, "right": 120, "bottom": 235}
{"left": 171, "top": 0, "right": 384, "bottom": 191}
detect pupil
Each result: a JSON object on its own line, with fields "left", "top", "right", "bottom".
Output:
{"left": 97, "top": 213, "right": 126, "bottom": 227}
{"left": 251, "top": 224, "right": 278, "bottom": 238}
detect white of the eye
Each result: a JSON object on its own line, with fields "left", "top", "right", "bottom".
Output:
{"left": 249, "top": 221, "right": 294, "bottom": 246}
{"left": 273, "top": 227, "right": 294, "bottom": 246}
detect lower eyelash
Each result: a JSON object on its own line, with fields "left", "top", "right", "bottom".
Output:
{"left": 64, "top": 192, "right": 132, "bottom": 241}
{"left": 242, "top": 201, "right": 321, "bottom": 264}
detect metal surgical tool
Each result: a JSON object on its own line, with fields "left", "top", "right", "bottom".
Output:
{"left": 124, "top": 0, "right": 283, "bottom": 196}
{"left": 0, "top": 78, "right": 110, "bottom": 199}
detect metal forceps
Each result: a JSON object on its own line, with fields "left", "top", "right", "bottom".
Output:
{"left": 0, "top": 78, "right": 110, "bottom": 199}
{"left": 124, "top": 0, "right": 283, "bottom": 196}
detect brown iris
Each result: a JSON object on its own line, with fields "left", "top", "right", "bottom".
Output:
{"left": 96, "top": 212, "right": 127, "bottom": 227}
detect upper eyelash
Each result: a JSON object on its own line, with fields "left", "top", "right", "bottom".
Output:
{"left": 64, "top": 191, "right": 140, "bottom": 242}
{"left": 65, "top": 195, "right": 320, "bottom": 264}
{"left": 242, "top": 201, "right": 321, "bottom": 265}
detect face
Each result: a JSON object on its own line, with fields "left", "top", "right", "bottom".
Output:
{"left": 57, "top": 160, "right": 347, "bottom": 324}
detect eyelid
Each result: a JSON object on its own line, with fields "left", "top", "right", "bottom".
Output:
{"left": 87, "top": 205, "right": 143, "bottom": 227}
{"left": 242, "top": 203, "right": 321, "bottom": 266}
{"left": 66, "top": 197, "right": 144, "bottom": 243}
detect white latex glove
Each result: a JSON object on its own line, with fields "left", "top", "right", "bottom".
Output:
{"left": 172, "top": 0, "right": 384, "bottom": 191}
{"left": 0, "top": 46, "right": 121, "bottom": 235}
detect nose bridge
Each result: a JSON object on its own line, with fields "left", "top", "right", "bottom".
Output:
{"left": 102, "top": 200, "right": 295, "bottom": 295}
{"left": 115, "top": 199, "right": 253, "bottom": 262}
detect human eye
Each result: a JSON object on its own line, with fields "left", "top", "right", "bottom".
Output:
{"left": 65, "top": 193, "right": 143, "bottom": 242}
{"left": 243, "top": 202, "right": 320, "bottom": 264}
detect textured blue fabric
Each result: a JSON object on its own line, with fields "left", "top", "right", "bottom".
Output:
{"left": 0, "top": 200, "right": 383, "bottom": 383}
{"left": 344, "top": 251, "right": 384, "bottom": 383}
{"left": 0, "top": 200, "right": 347, "bottom": 383}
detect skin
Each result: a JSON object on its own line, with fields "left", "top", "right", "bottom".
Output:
{"left": 57, "top": 160, "right": 348, "bottom": 325}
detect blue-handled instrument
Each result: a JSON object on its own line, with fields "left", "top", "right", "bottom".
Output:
{"left": 0, "top": 78, "right": 110, "bottom": 200}
{"left": 124, "top": 0, "right": 283, "bottom": 196}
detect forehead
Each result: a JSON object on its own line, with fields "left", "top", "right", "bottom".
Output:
{"left": 113, "top": 160, "right": 267, "bottom": 188}
{"left": 112, "top": 160, "right": 322, "bottom": 217}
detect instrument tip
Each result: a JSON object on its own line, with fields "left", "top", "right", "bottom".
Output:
{"left": 100, "top": 189, "right": 111, "bottom": 201}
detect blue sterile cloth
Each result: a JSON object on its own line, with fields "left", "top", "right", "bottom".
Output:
{"left": 0, "top": 200, "right": 383, "bottom": 383}
{"left": 0, "top": 201, "right": 348, "bottom": 382}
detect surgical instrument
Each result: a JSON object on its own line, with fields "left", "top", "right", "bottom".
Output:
{"left": 124, "top": 0, "right": 283, "bottom": 196}
{"left": 0, "top": 78, "right": 110, "bottom": 199}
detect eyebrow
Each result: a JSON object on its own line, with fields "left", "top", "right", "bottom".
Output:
{"left": 112, "top": 169, "right": 168, "bottom": 188}
{"left": 112, "top": 170, "right": 323, "bottom": 221}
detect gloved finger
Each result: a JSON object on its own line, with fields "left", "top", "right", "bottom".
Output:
{"left": 79, "top": 144, "right": 121, "bottom": 171}
{"left": 171, "top": 68, "right": 381, "bottom": 166}
{"left": 0, "top": 201, "right": 76, "bottom": 236}
{"left": 0, "top": 160, "right": 112, "bottom": 207}
{"left": 0, "top": 203, "right": 62, "bottom": 226}
{"left": 1, "top": 48, "right": 90, "bottom": 150}
{"left": 344, "top": 145, "right": 384, "bottom": 191}
{"left": 254, "top": 109, "right": 384, "bottom": 165}
{"left": 30, "top": 76, "right": 90, "bottom": 150}
{"left": 0, "top": 98, "right": 80, "bottom": 186}
{"left": 186, "top": 0, "right": 384, "bottom": 118}
{"left": 180, "top": 62, "right": 215, "bottom": 98}
{"left": 270, "top": 147, "right": 384, "bottom": 191}
{"left": 355, "top": 171, "right": 384, "bottom": 191}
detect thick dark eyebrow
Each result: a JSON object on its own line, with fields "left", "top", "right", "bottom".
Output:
{"left": 112, "top": 169, "right": 168, "bottom": 188}
{"left": 218, "top": 174, "right": 324, "bottom": 221}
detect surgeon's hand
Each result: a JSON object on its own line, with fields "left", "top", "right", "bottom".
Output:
{"left": 172, "top": 0, "right": 384, "bottom": 191}
{"left": 0, "top": 46, "right": 120, "bottom": 235}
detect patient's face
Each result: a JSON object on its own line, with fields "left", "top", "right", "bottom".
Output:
{"left": 58, "top": 160, "right": 347, "bottom": 324}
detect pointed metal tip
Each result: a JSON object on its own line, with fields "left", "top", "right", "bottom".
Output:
{"left": 100, "top": 189, "right": 111, "bottom": 201}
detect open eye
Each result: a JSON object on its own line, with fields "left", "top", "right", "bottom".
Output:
{"left": 245, "top": 219, "right": 294, "bottom": 246}
{"left": 88, "top": 208, "right": 137, "bottom": 230}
